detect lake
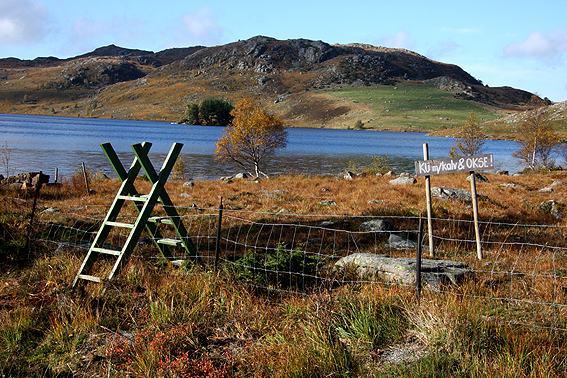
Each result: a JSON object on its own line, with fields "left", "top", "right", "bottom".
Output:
{"left": 0, "top": 113, "right": 522, "bottom": 181}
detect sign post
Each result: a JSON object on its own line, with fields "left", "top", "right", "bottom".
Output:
{"left": 423, "top": 144, "right": 434, "bottom": 258}
{"left": 415, "top": 152, "right": 493, "bottom": 261}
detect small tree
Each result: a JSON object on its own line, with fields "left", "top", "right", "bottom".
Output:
{"left": 512, "top": 95, "right": 559, "bottom": 170}
{"left": 449, "top": 112, "right": 485, "bottom": 157}
{"left": 214, "top": 99, "right": 288, "bottom": 178}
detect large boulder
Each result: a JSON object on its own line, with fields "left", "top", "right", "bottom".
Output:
{"left": 335, "top": 253, "right": 472, "bottom": 288}
{"left": 389, "top": 176, "right": 417, "bottom": 185}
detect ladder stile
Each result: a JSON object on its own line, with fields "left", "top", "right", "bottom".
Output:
{"left": 72, "top": 142, "right": 199, "bottom": 289}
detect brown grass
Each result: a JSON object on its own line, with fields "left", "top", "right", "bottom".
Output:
{"left": 2, "top": 171, "right": 567, "bottom": 376}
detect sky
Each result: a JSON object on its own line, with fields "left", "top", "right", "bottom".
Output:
{"left": 1, "top": 0, "right": 567, "bottom": 102}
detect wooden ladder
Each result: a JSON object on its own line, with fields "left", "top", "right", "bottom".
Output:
{"left": 72, "top": 142, "right": 197, "bottom": 287}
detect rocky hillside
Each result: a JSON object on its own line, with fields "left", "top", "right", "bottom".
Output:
{"left": 0, "top": 36, "right": 544, "bottom": 131}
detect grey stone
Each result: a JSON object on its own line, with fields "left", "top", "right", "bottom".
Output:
{"left": 496, "top": 170, "right": 509, "bottom": 175}
{"left": 389, "top": 176, "right": 417, "bottom": 185}
{"left": 359, "top": 219, "right": 396, "bottom": 232}
{"left": 277, "top": 208, "right": 291, "bottom": 214}
{"left": 384, "top": 170, "right": 396, "bottom": 177}
{"left": 318, "top": 221, "right": 335, "bottom": 227}
{"left": 551, "top": 181, "right": 567, "bottom": 187}
{"left": 233, "top": 172, "right": 249, "bottom": 179}
{"left": 343, "top": 171, "right": 356, "bottom": 180}
{"left": 368, "top": 199, "right": 384, "bottom": 204}
{"left": 431, "top": 186, "right": 487, "bottom": 203}
{"left": 540, "top": 200, "right": 564, "bottom": 219}
{"left": 183, "top": 181, "right": 194, "bottom": 188}
{"left": 335, "top": 253, "right": 472, "bottom": 288}
{"left": 466, "top": 172, "right": 489, "bottom": 182}
{"left": 320, "top": 200, "right": 338, "bottom": 206}
{"left": 539, "top": 187, "right": 553, "bottom": 193}
{"left": 399, "top": 172, "right": 411, "bottom": 177}
{"left": 499, "top": 183, "right": 522, "bottom": 189}
{"left": 385, "top": 234, "right": 423, "bottom": 249}
{"left": 41, "top": 207, "right": 60, "bottom": 214}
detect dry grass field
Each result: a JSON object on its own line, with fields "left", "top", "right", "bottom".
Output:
{"left": 2, "top": 170, "right": 567, "bottom": 377}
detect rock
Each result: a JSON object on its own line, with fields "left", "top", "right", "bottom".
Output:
{"left": 318, "top": 221, "right": 335, "bottom": 227}
{"left": 320, "top": 200, "right": 338, "bottom": 206}
{"left": 368, "top": 199, "right": 384, "bottom": 204}
{"left": 384, "top": 170, "right": 396, "bottom": 177}
{"left": 359, "top": 219, "right": 396, "bottom": 232}
{"left": 551, "top": 181, "right": 567, "bottom": 187}
{"left": 431, "top": 186, "right": 487, "bottom": 203}
{"left": 0, "top": 172, "right": 50, "bottom": 188}
{"left": 343, "top": 171, "right": 356, "bottom": 180}
{"left": 499, "top": 183, "right": 522, "bottom": 189}
{"left": 539, "top": 187, "right": 553, "bottom": 193}
{"left": 466, "top": 172, "right": 489, "bottom": 183}
{"left": 233, "top": 172, "right": 249, "bottom": 179}
{"left": 183, "top": 181, "right": 194, "bottom": 188}
{"left": 41, "top": 207, "right": 60, "bottom": 214}
{"left": 335, "top": 253, "right": 472, "bottom": 288}
{"left": 399, "top": 172, "right": 411, "bottom": 177}
{"left": 321, "top": 187, "right": 330, "bottom": 192}
{"left": 496, "top": 170, "right": 509, "bottom": 175}
{"left": 540, "top": 200, "right": 564, "bottom": 219}
{"left": 277, "top": 208, "right": 291, "bottom": 214}
{"left": 180, "top": 193, "right": 191, "bottom": 197}
{"left": 385, "top": 234, "right": 423, "bottom": 249}
{"left": 389, "top": 176, "right": 416, "bottom": 185}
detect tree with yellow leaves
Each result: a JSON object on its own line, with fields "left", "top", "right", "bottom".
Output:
{"left": 512, "top": 95, "right": 559, "bottom": 170}
{"left": 214, "top": 99, "right": 288, "bottom": 178}
{"left": 449, "top": 112, "right": 486, "bottom": 157}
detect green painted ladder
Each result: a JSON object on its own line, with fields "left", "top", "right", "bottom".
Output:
{"left": 72, "top": 142, "right": 197, "bottom": 287}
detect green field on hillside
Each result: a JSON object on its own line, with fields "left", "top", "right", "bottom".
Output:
{"left": 323, "top": 82, "right": 500, "bottom": 132}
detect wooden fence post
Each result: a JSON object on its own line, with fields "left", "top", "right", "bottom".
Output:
{"left": 423, "top": 143, "right": 435, "bottom": 258}
{"left": 214, "top": 197, "right": 224, "bottom": 271}
{"left": 469, "top": 172, "right": 483, "bottom": 260}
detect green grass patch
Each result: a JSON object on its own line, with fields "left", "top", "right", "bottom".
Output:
{"left": 323, "top": 82, "right": 500, "bottom": 131}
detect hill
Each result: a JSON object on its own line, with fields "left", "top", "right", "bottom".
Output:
{"left": 2, "top": 35, "right": 564, "bottom": 135}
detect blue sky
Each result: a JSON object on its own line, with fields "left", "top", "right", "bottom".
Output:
{"left": 1, "top": 0, "right": 567, "bottom": 102}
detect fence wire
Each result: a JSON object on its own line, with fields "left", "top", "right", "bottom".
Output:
{"left": 4, "top": 194, "right": 567, "bottom": 332}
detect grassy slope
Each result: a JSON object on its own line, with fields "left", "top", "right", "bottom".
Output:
{"left": 1, "top": 59, "right": 566, "bottom": 139}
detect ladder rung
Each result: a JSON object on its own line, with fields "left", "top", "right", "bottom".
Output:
{"left": 157, "top": 238, "right": 183, "bottom": 246}
{"left": 118, "top": 194, "right": 149, "bottom": 202}
{"left": 148, "top": 216, "right": 174, "bottom": 225}
{"left": 105, "top": 221, "right": 135, "bottom": 229}
{"left": 91, "top": 247, "right": 122, "bottom": 256}
{"left": 78, "top": 274, "right": 102, "bottom": 283}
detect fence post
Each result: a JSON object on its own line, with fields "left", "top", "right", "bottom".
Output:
{"left": 82, "top": 162, "right": 90, "bottom": 195}
{"left": 469, "top": 171, "right": 483, "bottom": 260}
{"left": 25, "top": 171, "right": 43, "bottom": 255}
{"left": 416, "top": 214, "right": 423, "bottom": 302}
{"left": 214, "top": 197, "right": 224, "bottom": 271}
{"left": 423, "top": 143, "right": 435, "bottom": 258}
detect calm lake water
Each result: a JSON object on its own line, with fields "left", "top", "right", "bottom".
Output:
{"left": 0, "top": 114, "right": 523, "bottom": 181}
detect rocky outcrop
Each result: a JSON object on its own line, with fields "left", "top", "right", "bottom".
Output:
{"left": 0, "top": 172, "right": 49, "bottom": 189}
{"left": 335, "top": 253, "right": 472, "bottom": 288}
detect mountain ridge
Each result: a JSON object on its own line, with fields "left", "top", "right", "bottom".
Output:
{"left": 1, "top": 35, "right": 558, "bottom": 135}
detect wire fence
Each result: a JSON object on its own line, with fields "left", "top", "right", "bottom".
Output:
{"left": 3, "top": 193, "right": 567, "bottom": 332}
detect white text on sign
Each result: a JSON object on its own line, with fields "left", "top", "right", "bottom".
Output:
{"left": 414, "top": 154, "right": 494, "bottom": 177}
